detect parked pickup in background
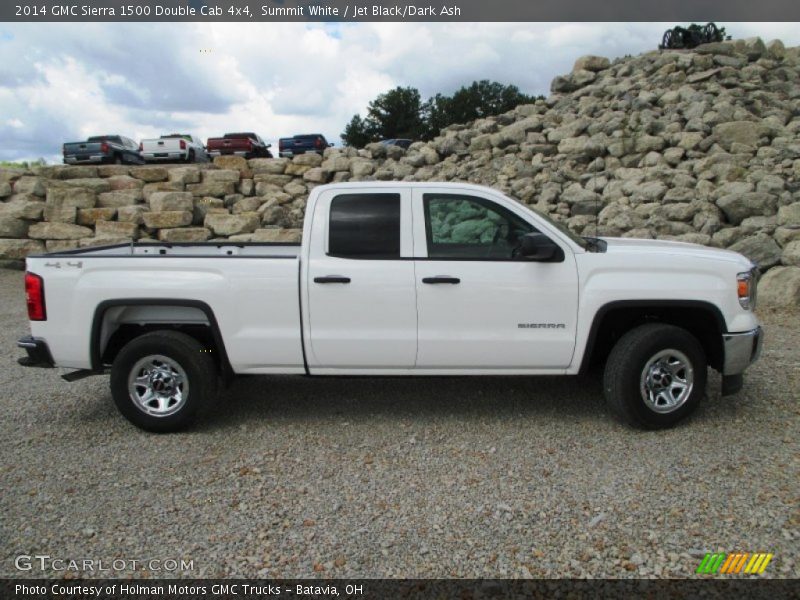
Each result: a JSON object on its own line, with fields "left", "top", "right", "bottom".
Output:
{"left": 278, "top": 134, "right": 332, "bottom": 158}
{"left": 206, "top": 132, "right": 272, "bottom": 159}
{"left": 140, "top": 134, "right": 208, "bottom": 163}
{"left": 380, "top": 138, "right": 413, "bottom": 149}
{"left": 62, "top": 135, "right": 144, "bottom": 165}
{"left": 18, "top": 182, "right": 762, "bottom": 433}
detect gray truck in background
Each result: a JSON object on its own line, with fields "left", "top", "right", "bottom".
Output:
{"left": 62, "top": 135, "right": 144, "bottom": 165}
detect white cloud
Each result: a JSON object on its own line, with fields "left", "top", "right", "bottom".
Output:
{"left": 0, "top": 22, "right": 799, "bottom": 163}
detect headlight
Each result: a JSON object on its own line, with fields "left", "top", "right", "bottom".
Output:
{"left": 737, "top": 269, "right": 758, "bottom": 310}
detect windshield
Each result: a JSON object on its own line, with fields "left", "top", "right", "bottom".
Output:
{"left": 508, "top": 197, "right": 588, "bottom": 249}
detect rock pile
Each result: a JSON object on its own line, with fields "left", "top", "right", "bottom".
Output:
{"left": 1, "top": 37, "right": 799, "bottom": 305}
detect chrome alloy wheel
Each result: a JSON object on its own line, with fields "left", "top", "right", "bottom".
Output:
{"left": 127, "top": 355, "right": 189, "bottom": 417}
{"left": 639, "top": 349, "right": 694, "bottom": 413}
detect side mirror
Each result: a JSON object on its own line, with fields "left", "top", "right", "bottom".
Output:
{"left": 329, "top": 142, "right": 335, "bottom": 147}
{"left": 266, "top": 143, "right": 272, "bottom": 148}
{"left": 519, "top": 233, "right": 564, "bottom": 262}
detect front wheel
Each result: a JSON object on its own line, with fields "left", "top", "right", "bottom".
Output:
{"left": 110, "top": 330, "right": 218, "bottom": 432}
{"left": 603, "top": 323, "right": 707, "bottom": 429}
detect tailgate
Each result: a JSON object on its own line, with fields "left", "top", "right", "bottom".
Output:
{"left": 142, "top": 139, "right": 181, "bottom": 151}
{"left": 64, "top": 142, "right": 102, "bottom": 154}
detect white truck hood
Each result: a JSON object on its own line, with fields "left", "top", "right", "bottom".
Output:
{"left": 600, "top": 237, "right": 754, "bottom": 269}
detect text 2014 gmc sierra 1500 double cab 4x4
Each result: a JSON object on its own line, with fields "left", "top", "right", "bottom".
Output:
{"left": 17, "top": 182, "right": 762, "bottom": 432}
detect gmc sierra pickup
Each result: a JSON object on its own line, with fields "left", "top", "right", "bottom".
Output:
{"left": 17, "top": 182, "right": 762, "bottom": 432}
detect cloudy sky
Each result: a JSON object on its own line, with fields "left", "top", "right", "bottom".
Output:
{"left": 1, "top": 22, "right": 799, "bottom": 162}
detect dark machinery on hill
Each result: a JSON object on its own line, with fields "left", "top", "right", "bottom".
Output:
{"left": 659, "top": 22, "right": 729, "bottom": 50}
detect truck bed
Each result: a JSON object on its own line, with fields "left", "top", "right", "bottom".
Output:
{"left": 39, "top": 241, "right": 301, "bottom": 259}
{"left": 26, "top": 241, "right": 305, "bottom": 374}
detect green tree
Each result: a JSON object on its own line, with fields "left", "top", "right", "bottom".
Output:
{"left": 341, "top": 81, "right": 542, "bottom": 148}
{"left": 341, "top": 115, "right": 375, "bottom": 149}
{"left": 341, "top": 86, "right": 426, "bottom": 147}
{"left": 424, "top": 80, "right": 538, "bottom": 138}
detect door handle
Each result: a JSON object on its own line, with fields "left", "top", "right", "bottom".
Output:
{"left": 422, "top": 276, "right": 460, "bottom": 284}
{"left": 314, "top": 275, "right": 351, "bottom": 284}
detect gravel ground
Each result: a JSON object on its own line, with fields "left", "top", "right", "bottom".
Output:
{"left": 0, "top": 267, "right": 797, "bottom": 580}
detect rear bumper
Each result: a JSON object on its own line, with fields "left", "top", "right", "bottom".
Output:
{"left": 64, "top": 155, "right": 105, "bottom": 164}
{"left": 143, "top": 152, "right": 187, "bottom": 161}
{"left": 17, "top": 336, "right": 55, "bottom": 368}
{"left": 208, "top": 150, "right": 248, "bottom": 157}
{"left": 722, "top": 326, "right": 763, "bottom": 376}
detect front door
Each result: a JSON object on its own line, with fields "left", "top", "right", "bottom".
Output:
{"left": 305, "top": 188, "right": 417, "bottom": 369}
{"left": 413, "top": 189, "right": 579, "bottom": 370}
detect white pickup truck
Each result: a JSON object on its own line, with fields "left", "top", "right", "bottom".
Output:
{"left": 139, "top": 134, "right": 208, "bottom": 163}
{"left": 18, "top": 182, "right": 762, "bottom": 432}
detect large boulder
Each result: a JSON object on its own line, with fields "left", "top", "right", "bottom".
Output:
{"left": 573, "top": 55, "right": 610, "bottom": 72}
{"left": 757, "top": 266, "right": 800, "bottom": 308}
{"left": 46, "top": 187, "right": 96, "bottom": 209}
{"left": 13, "top": 176, "right": 46, "bottom": 196}
{"left": 713, "top": 121, "right": 769, "bottom": 151}
{"left": 251, "top": 228, "right": 302, "bottom": 243}
{"left": 0, "top": 216, "right": 30, "bottom": 238}
{"left": 158, "top": 227, "right": 211, "bottom": 242}
{"left": 781, "top": 240, "right": 800, "bottom": 266}
{"left": 202, "top": 169, "right": 240, "bottom": 183}
{"left": 95, "top": 221, "right": 139, "bottom": 239}
{"left": 97, "top": 189, "right": 143, "bottom": 207}
{"left": 149, "top": 191, "right": 193, "bottom": 212}
{"left": 28, "top": 222, "right": 93, "bottom": 240}
{"left": 204, "top": 212, "right": 260, "bottom": 236}
{"left": 142, "top": 211, "right": 193, "bottom": 229}
{"left": 728, "top": 234, "right": 783, "bottom": 269}
{"left": 131, "top": 166, "right": 169, "bottom": 182}
{"left": 0, "top": 239, "right": 44, "bottom": 260}
{"left": 716, "top": 193, "right": 777, "bottom": 225}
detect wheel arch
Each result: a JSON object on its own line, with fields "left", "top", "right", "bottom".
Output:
{"left": 579, "top": 300, "right": 727, "bottom": 374}
{"left": 90, "top": 298, "right": 233, "bottom": 378}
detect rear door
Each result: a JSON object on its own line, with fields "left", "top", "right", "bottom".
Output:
{"left": 305, "top": 187, "right": 418, "bottom": 370}
{"left": 412, "top": 188, "right": 579, "bottom": 370}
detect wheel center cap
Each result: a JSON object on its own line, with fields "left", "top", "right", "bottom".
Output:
{"left": 150, "top": 372, "right": 173, "bottom": 393}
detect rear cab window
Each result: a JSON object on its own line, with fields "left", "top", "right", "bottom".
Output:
{"left": 328, "top": 194, "right": 401, "bottom": 259}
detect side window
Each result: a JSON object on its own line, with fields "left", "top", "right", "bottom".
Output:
{"left": 329, "top": 194, "right": 401, "bottom": 259}
{"left": 424, "top": 194, "right": 535, "bottom": 259}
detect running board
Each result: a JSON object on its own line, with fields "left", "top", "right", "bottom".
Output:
{"left": 61, "top": 369, "right": 105, "bottom": 382}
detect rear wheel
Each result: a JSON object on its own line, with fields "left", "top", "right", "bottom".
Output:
{"left": 110, "top": 330, "right": 217, "bottom": 432}
{"left": 603, "top": 323, "right": 707, "bottom": 429}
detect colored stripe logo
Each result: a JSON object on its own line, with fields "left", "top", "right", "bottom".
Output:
{"left": 696, "top": 552, "right": 773, "bottom": 574}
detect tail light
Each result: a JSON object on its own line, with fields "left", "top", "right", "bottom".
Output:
{"left": 315, "top": 138, "right": 323, "bottom": 148}
{"left": 25, "top": 272, "right": 46, "bottom": 321}
{"left": 100, "top": 142, "right": 109, "bottom": 153}
{"left": 180, "top": 139, "right": 186, "bottom": 150}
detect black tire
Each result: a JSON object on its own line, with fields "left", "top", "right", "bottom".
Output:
{"left": 110, "top": 330, "right": 218, "bottom": 432}
{"left": 603, "top": 323, "right": 707, "bottom": 430}
{"left": 187, "top": 149, "right": 195, "bottom": 163}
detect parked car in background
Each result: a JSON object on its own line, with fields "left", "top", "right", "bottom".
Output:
{"left": 62, "top": 136, "right": 144, "bottom": 165}
{"left": 140, "top": 134, "right": 208, "bottom": 163}
{"left": 279, "top": 134, "right": 332, "bottom": 158}
{"left": 206, "top": 133, "right": 272, "bottom": 159}
{"left": 380, "top": 138, "right": 413, "bottom": 149}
